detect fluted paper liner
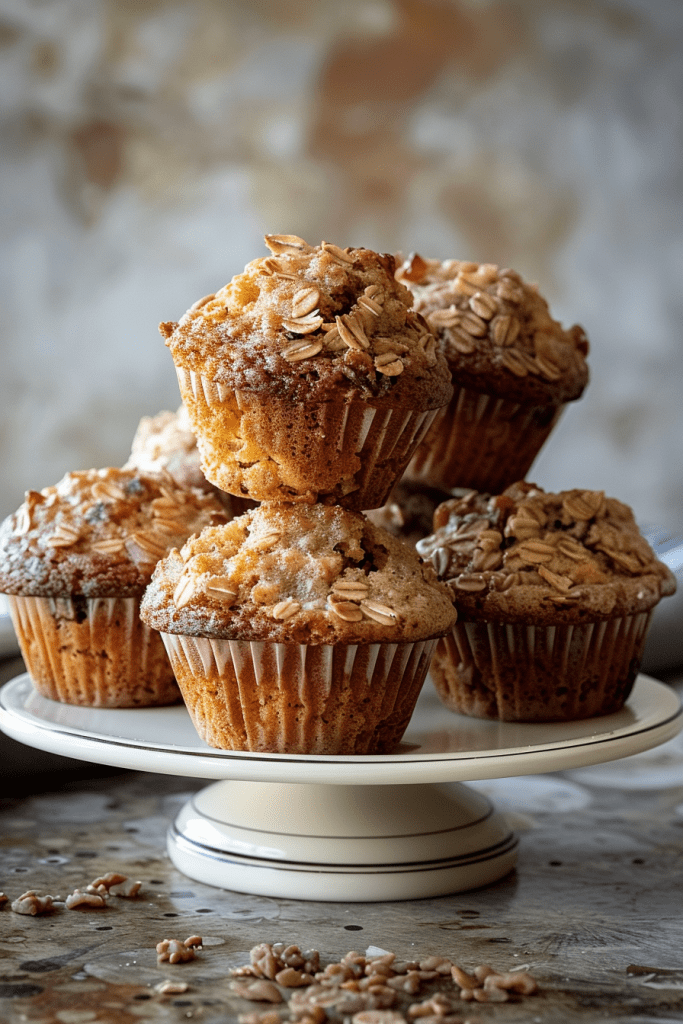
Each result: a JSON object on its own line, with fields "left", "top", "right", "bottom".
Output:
{"left": 406, "top": 383, "right": 564, "bottom": 494}
{"left": 430, "top": 612, "right": 652, "bottom": 722}
{"left": 176, "top": 366, "right": 437, "bottom": 510}
{"left": 161, "top": 634, "right": 438, "bottom": 754}
{"left": 8, "top": 595, "right": 179, "bottom": 707}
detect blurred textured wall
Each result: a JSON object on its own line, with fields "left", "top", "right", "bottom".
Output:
{"left": 1, "top": 0, "right": 681, "bottom": 529}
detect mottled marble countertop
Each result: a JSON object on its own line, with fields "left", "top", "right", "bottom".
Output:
{"left": 2, "top": 655, "right": 683, "bottom": 1024}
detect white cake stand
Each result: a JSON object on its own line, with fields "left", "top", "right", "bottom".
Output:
{"left": 1, "top": 672, "right": 680, "bottom": 902}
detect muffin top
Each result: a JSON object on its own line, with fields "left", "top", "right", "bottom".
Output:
{"left": 0, "top": 467, "right": 229, "bottom": 598}
{"left": 140, "top": 503, "right": 457, "bottom": 644}
{"left": 160, "top": 235, "right": 453, "bottom": 408}
{"left": 396, "top": 254, "right": 589, "bottom": 405}
{"left": 416, "top": 482, "right": 676, "bottom": 624}
{"left": 124, "top": 404, "right": 210, "bottom": 493}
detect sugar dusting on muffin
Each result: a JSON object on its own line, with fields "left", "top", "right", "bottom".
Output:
{"left": 0, "top": 467, "right": 228, "bottom": 598}
{"left": 160, "top": 235, "right": 452, "bottom": 406}
{"left": 141, "top": 503, "right": 456, "bottom": 644}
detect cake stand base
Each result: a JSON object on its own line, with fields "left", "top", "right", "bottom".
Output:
{"left": 167, "top": 780, "right": 518, "bottom": 901}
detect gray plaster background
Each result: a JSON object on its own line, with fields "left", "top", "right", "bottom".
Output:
{"left": 1, "top": 0, "right": 682, "bottom": 533}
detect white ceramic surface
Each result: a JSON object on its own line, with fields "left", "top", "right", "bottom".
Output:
{"left": 168, "top": 779, "right": 518, "bottom": 901}
{"left": 0, "top": 672, "right": 680, "bottom": 785}
{"left": 1, "top": 672, "right": 680, "bottom": 901}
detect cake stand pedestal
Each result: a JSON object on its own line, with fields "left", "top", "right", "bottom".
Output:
{"left": 1, "top": 673, "right": 680, "bottom": 902}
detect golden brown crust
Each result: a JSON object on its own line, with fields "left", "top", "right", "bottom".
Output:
{"left": 124, "top": 405, "right": 253, "bottom": 517}
{"left": 416, "top": 482, "right": 676, "bottom": 624}
{"left": 0, "top": 467, "right": 229, "bottom": 598}
{"left": 396, "top": 255, "right": 589, "bottom": 405}
{"left": 140, "top": 503, "right": 456, "bottom": 643}
{"left": 164, "top": 237, "right": 452, "bottom": 409}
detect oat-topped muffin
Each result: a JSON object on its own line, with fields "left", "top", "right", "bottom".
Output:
{"left": 0, "top": 467, "right": 228, "bottom": 707}
{"left": 416, "top": 482, "right": 676, "bottom": 722}
{"left": 141, "top": 503, "right": 456, "bottom": 754}
{"left": 161, "top": 235, "right": 453, "bottom": 510}
{"left": 396, "top": 255, "right": 589, "bottom": 493}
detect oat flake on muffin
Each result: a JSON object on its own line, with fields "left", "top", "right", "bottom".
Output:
{"left": 161, "top": 236, "right": 453, "bottom": 509}
{"left": 396, "top": 255, "right": 589, "bottom": 493}
{"left": 0, "top": 467, "right": 228, "bottom": 707}
{"left": 140, "top": 503, "right": 456, "bottom": 754}
{"left": 416, "top": 482, "right": 676, "bottom": 722}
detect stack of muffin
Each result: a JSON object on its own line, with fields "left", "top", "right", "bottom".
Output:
{"left": 139, "top": 236, "right": 459, "bottom": 754}
{"left": 0, "top": 236, "right": 675, "bottom": 745}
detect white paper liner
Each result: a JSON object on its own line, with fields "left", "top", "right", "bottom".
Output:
{"left": 176, "top": 366, "right": 438, "bottom": 509}
{"left": 406, "top": 383, "right": 564, "bottom": 493}
{"left": 7, "top": 595, "right": 179, "bottom": 708}
{"left": 161, "top": 633, "right": 437, "bottom": 754}
{"left": 430, "top": 612, "right": 653, "bottom": 722}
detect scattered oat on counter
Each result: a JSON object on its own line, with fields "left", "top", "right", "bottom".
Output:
{"left": 237, "top": 1012, "right": 284, "bottom": 1024}
{"left": 231, "top": 980, "right": 284, "bottom": 1003}
{"left": 65, "top": 888, "right": 108, "bottom": 909}
{"left": 87, "top": 872, "right": 142, "bottom": 898}
{"left": 5, "top": 871, "right": 144, "bottom": 917}
{"left": 11, "top": 891, "right": 59, "bottom": 915}
{"left": 229, "top": 944, "right": 539, "bottom": 1019}
{"left": 452, "top": 962, "right": 538, "bottom": 1003}
{"left": 87, "top": 871, "right": 127, "bottom": 893}
{"left": 110, "top": 878, "right": 142, "bottom": 897}
{"left": 154, "top": 979, "right": 190, "bottom": 995}
{"left": 156, "top": 935, "right": 203, "bottom": 964}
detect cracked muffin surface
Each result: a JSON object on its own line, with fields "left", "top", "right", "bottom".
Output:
{"left": 0, "top": 466, "right": 229, "bottom": 598}
{"left": 397, "top": 255, "right": 589, "bottom": 494}
{"left": 397, "top": 254, "right": 589, "bottom": 405}
{"left": 416, "top": 482, "right": 676, "bottom": 723}
{"left": 416, "top": 481, "right": 676, "bottom": 625}
{"left": 163, "top": 236, "right": 452, "bottom": 406}
{"left": 141, "top": 502, "right": 456, "bottom": 644}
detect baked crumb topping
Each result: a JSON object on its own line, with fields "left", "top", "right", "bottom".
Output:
{"left": 161, "top": 236, "right": 452, "bottom": 406}
{"left": 0, "top": 467, "right": 228, "bottom": 597}
{"left": 140, "top": 503, "right": 456, "bottom": 644}
{"left": 396, "top": 255, "right": 589, "bottom": 404}
{"left": 416, "top": 482, "right": 676, "bottom": 623}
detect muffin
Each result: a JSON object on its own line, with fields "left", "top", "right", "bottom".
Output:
{"left": 0, "top": 467, "right": 228, "bottom": 707}
{"left": 396, "top": 254, "right": 589, "bottom": 493}
{"left": 416, "top": 482, "right": 676, "bottom": 722}
{"left": 161, "top": 235, "right": 453, "bottom": 510}
{"left": 140, "top": 503, "right": 456, "bottom": 754}
{"left": 125, "top": 403, "right": 212, "bottom": 493}
{"left": 124, "top": 404, "right": 255, "bottom": 517}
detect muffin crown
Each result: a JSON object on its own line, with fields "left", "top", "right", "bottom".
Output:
{"left": 0, "top": 467, "right": 228, "bottom": 598}
{"left": 124, "top": 404, "right": 207, "bottom": 492}
{"left": 396, "top": 255, "right": 589, "bottom": 405}
{"left": 416, "top": 482, "right": 676, "bottom": 624}
{"left": 141, "top": 503, "right": 456, "bottom": 643}
{"left": 161, "top": 236, "right": 452, "bottom": 408}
